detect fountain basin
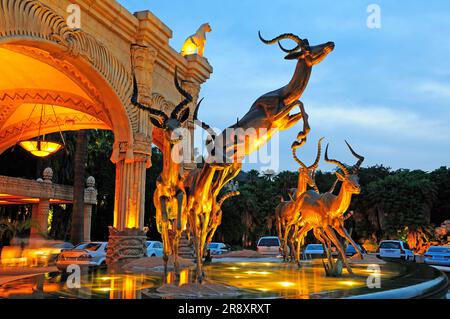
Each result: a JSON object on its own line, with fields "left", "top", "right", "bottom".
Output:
{"left": 0, "top": 258, "right": 447, "bottom": 299}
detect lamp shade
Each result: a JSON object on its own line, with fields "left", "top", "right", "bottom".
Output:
{"left": 19, "top": 140, "right": 63, "bottom": 157}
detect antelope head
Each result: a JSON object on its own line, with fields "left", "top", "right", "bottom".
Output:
{"left": 325, "top": 141, "right": 365, "bottom": 195}
{"left": 292, "top": 137, "right": 324, "bottom": 193}
{"left": 132, "top": 67, "right": 192, "bottom": 145}
{"left": 258, "top": 32, "right": 335, "bottom": 66}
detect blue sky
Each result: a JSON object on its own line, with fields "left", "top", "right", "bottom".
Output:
{"left": 119, "top": 0, "right": 450, "bottom": 172}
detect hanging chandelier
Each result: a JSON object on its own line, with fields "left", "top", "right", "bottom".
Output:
{"left": 19, "top": 140, "right": 63, "bottom": 157}
{"left": 17, "top": 104, "right": 65, "bottom": 158}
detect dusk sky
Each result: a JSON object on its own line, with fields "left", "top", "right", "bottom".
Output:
{"left": 119, "top": 0, "right": 450, "bottom": 173}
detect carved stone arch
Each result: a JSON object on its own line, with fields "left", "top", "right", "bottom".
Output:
{"left": 0, "top": 0, "right": 137, "bottom": 135}
{"left": 0, "top": 88, "right": 115, "bottom": 154}
{"left": 0, "top": 89, "right": 112, "bottom": 128}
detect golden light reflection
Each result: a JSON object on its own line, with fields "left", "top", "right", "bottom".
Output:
{"left": 227, "top": 267, "right": 239, "bottom": 271}
{"left": 278, "top": 281, "right": 295, "bottom": 288}
{"left": 340, "top": 281, "right": 358, "bottom": 287}
{"left": 0, "top": 260, "right": 401, "bottom": 299}
{"left": 179, "top": 270, "right": 188, "bottom": 286}
{"left": 244, "top": 271, "right": 271, "bottom": 275}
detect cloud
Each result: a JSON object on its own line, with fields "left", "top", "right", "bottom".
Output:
{"left": 418, "top": 81, "right": 450, "bottom": 100}
{"left": 307, "top": 103, "right": 450, "bottom": 141}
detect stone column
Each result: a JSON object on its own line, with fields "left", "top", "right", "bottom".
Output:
{"left": 83, "top": 204, "right": 92, "bottom": 243}
{"left": 30, "top": 168, "right": 52, "bottom": 240}
{"left": 30, "top": 199, "right": 50, "bottom": 239}
{"left": 107, "top": 44, "right": 156, "bottom": 265}
{"left": 113, "top": 152, "right": 148, "bottom": 230}
{"left": 83, "top": 176, "right": 97, "bottom": 243}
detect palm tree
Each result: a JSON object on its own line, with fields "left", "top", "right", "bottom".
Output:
{"left": 70, "top": 130, "right": 88, "bottom": 244}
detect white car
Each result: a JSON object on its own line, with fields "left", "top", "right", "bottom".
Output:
{"left": 378, "top": 240, "right": 415, "bottom": 261}
{"left": 146, "top": 241, "right": 163, "bottom": 257}
{"left": 256, "top": 236, "right": 281, "bottom": 256}
{"left": 208, "top": 242, "right": 231, "bottom": 255}
{"left": 56, "top": 242, "right": 108, "bottom": 270}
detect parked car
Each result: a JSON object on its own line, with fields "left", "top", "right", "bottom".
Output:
{"left": 146, "top": 241, "right": 163, "bottom": 257}
{"left": 56, "top": 242, "right": 108, "bottom": 271}
{"left": 256, "top": 236, "right": 281, "bottom": 256}
{"left": 377, "top": 240, "right": 415, "bottom": 261}
{"left": 1, "top": 241, "right": 74, "bottom": 267}
{"left": 304, "top": 244, "right": 325, "bottom": 259}
{"left": 424, "top": 246, "right": 450, "bottom": 266}
{"left": 208, "top": 242, "right": 231, "bottom": 255}
{"left": 345, "top": 244, "right": 367, "bottom": 257}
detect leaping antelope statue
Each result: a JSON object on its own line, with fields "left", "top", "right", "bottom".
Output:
{"left": 184, "top": 31, "right": 334, "bottom": 283}
{"left": 292, "top": 142, "right": 365, "bottom": 275}
{"left": 210, "top": 32, "right": 334, "bottom": 163}
{"left": 131, "top": 68, "right": 192, "bottom": 275}
{"left": 184, "top": 99, "right": 242, "bottom": 283}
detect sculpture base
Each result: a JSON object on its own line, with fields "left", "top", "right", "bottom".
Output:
{"left": 106, "top": 227, "right": 147, "bottom": 265}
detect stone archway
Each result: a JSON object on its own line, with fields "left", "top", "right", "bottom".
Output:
{"left": 0, "top": 0, "right": 213, "bottom": 264}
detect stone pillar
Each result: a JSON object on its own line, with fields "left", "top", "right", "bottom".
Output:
{"left": 83, "top": 204, "right": 92, "bottom": 243}
{"left": 30, "top": 199, "right": 50, "bottom": 239}
{"left": 107, "top": 45, "right": 156, "bottom": 265}
{"left": 83, "top": 176, "right": 97, "bottom": 243}
{"left": 113, "top": 156, "right": 148, "bottom": 230}
{"left": 30, "top": 168, "right": 52, "bottom": 240}
{"left": 107, "top": 139, "right": 151, "bottom": 264}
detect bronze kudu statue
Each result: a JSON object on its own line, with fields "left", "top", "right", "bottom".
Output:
{"left": 205, "top": 190, "right": 240, "bottom": 253}
{"left": 182, "top": 99, "right": 242, "bottom": 283}
{"left": 276, "top": 136, "right": 322, "bottom": 261}
{"left": 209, "top": 32, "right": 334, "bottom": 163}
{"left": 131, "top": 68, "right": 192, "bottom": 275}
{"left": 292, "top": 142, "right": 365, "bottom": 275}
{"left": 187, "top": 32, "right": 334, "bottom": 283}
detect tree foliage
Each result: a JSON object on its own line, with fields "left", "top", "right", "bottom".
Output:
{"left": 0, "top": 131, "right": 448, "bottom": 247}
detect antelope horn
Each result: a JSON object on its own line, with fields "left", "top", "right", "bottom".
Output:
{"left": 131, "top": 74, "right": 168, "bottom": 128}
{"left": 258, "top": 31, "right": 303, "bottom": 53}
{"left": 345, "top": 140, "right": 365, "bottom": 173}
{"left": 292, "top": 147, "right": 307, "bottom": 169}
{"left": 170, "top": 67, "right": 193, "bottom": 121}
{"left": 309, "top": 137, "right": 324, "bottom": 171}
{"left": 328, "top": 178, "right": 339, "bottom": 194}
{"left": 325, "top": 143, "right": 349, "bottom": 176}
{"left": 218, "top": 191, "right": 240, "bottom": 207}
{"left": 193, "top": 98, "right": 217, "bottom": 143}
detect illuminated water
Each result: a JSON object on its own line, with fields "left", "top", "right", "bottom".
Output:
{"left": 0, "top": 259, "right": 407, "bottom": 299}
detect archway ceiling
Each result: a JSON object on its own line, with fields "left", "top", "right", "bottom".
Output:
{"left": 0, "top": 47, "right": 112, "bottom": 152}
{"left": 0, "top": 48, "right": 91, "bottom": 100}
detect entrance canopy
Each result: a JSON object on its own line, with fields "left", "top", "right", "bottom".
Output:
{"left": 0, "top": 45, "right": 125, "bottom": 155}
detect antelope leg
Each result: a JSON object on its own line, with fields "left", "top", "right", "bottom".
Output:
{"left": 274, "top": 100, "right": 303, "bottom": 122}
{"left": 324, "top": 226, "right": 354, "bottom": 275}
{"left": 334, "top": 223, "right": 363, "bottom": 260}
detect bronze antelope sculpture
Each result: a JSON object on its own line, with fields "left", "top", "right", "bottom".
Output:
{"left": 205, "top": 190, "right": 240, "bottom": 254}
{"left": 210, "top": 32, "right": 334, "bottom": 163}
{"left": 292, "top": 142, "right": 365, "bottom": 275}
{"left": 182, "top": 99, "right": 242, "bottom": 282}
{"left": 276, "top": 136, "right": 323, "bottom": 261}
{"left": 131, "top": 68, "right": 192, "bottom": 275}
